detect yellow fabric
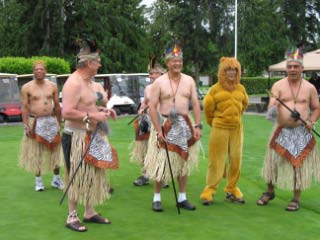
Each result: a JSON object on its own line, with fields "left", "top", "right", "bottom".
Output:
{"left": 218, "top": 57, "right": 242, "bottom": 90}
{"left": 200, "top": 57, "right": 247, "bottom": 202}
{"left": 200, "top": 126, "right": 243, "bottom": 200}
{"left": 203, "top": 83, "right": 248, "bottom": 128}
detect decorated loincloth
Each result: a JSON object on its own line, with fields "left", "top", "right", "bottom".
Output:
{"left": 262, "top": 125, "right": 320, "bottom": 190}
{"left": 19, "top": 116, "right": 62, "bottom": 174}
{"left": 159, "top": 115, "right": 197, "bottom": 160}
{"left": 134, "top": 114, "right": 151, "bottom": 141}
{"left": 270, "top": 125, "right": 315, "bottom": 168}
{"left": 130, "top": 114, "right": 151, "bottom": 164}
{"left": 84, "top": 130, "right": 119, "bottom": 169}
{"left": 31, "top": 116, "right": 61, "bottom": 151}
{"left": 144, "top": 115, "right": 200, "bottom": 182}
{"left": 61, "top": 128, "right": 112, "bottom": 206}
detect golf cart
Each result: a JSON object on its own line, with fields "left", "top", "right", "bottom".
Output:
{"left": 94, "top": 73, "right": 150, "bottom": 115}
{"left": 0, "top": 73, "right": 22, "bottom": 123}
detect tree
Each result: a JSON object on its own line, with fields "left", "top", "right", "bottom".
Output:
{"left": 237, "top": 0, "right": 289, "bottom": 75}
{"left": 0, "top": 1, "right": 28, "bottom": 56}
{"left": 0, "top": 0, "right": 148, "bottom": 73}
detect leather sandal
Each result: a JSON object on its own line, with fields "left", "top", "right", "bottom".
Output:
{"left": 257, "top": 191, "right": 275, "bottom": 206}
{"left": 66, "top": 220, "right": 87, "bottom": 232}
{"left": 225, "top": 192, "right": 245, "bottom": 204}
{"left": 285, "top": 199, "right": 300, "bottom": 211}
{"left": 65, "top": 210, "right": 87, "bottom": 232}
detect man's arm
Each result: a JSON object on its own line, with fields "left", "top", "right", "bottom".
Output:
{"left": 52, "top": 84, "right": 62, "bottom": 124}
{"left": 265, "top": 83, "right": 280, "bottom": 122}
{"left": 138, "top": 86, "right": 150, "bottom": 114}
{"left": 242, "top": 87, "right": 249, "bottom": 113}
{"left": 62, "top": 78, "right": 110, "bottom": 124}
{"left": 95, "top": 83, "right": 117, "bottom": 120}
{"left": 21, "top": 85, "right": 32, "bottom": 136}
{"left": 308, "top": 85, "right": 320, "bottom": 126}
{"left": 96, "top": 83, "right": 109, "bottom": 106}
{"left": 62, "top": 79, "right": 84, "bottom": 121}
{"left": 190, "top": 80, "right": 202, "bottom": 140}
{"left": 268, "top": 82, "right": 281, "bottom": 109}
{"left": 148, "top": 80, "right": 162, "bottom": 139}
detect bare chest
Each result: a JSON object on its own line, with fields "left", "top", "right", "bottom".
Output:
{"left": 280, "top": 84, "right": 309, "bottom": 105}
{"left": 79, "top": 84, "right": 96, "bottom": 106}
{"left": 28, "top": 87, "right": 53, "bottom": 104}
{"left": 160, "top": 80, "right": 191, "bottom": 103}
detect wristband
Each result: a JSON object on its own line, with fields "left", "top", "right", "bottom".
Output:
{"left": 194, "top": 123, "right": 203, "bottom": 129}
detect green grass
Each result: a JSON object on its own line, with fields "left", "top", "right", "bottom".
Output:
{"left": 1, "top": 114, "right": 320, "bottom": 240}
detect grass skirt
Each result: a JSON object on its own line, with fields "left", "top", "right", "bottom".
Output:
{"left": 144, "top": 121, "right": 200, "bottom": 182}
{"left": 19, "top": 118, "right": 62, "bottom": 174}
{"left": 129, "top": 139, "right": 148, "bottom": 165}
{"left": 262, "top": 126, "right": 320, "bottom": 190}
{"left": 64, "top": 130, "right": 109, "bottom": 206}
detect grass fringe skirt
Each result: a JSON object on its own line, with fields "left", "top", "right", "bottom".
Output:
{"left": 64, "top": 130, "right": 110, "bottom": 206}
{"left": 19, "top": 117, "right": 62, "bottom": 174}
{"left": 144, "top": 124, "right": 200, "bottom": 182}
{"left": 262, "top": 126, "right": 320, "bottom": 190}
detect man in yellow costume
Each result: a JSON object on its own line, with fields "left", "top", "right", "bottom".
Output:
{"left": 200, "top": 57, "right": 248, "bottom": 205}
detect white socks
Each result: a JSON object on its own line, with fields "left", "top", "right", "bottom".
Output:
{"left": 153, "top": 193, "right": 161, "bottom": 202}
{"left": 178, "top": 192, "right": 186, "bottom": 203}
{"left": 153, "top": 192, "right": 186, "bottom": 202}
{"left": 53, "top": 174, "right": 61, "bottom": 180}
{"left": 36, "top": 176, "right": 42, "bottom": 181}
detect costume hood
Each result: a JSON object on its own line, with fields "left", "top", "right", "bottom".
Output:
{"left": 218, "top": 57, "right": 241, "bottom": 91}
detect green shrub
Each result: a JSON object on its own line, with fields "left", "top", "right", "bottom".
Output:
{"left": 201, "top": 77, "right": 282, "bottom": 95}
{"left": 0, "top": 56, "right": 70, "bottom": 74}
{"left": 241, "top": 77, "right": 281, "bottom": 94}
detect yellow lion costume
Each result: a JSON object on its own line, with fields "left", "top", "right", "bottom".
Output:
{"left": 200, "top": 57, "right": 248, "bottom": 205}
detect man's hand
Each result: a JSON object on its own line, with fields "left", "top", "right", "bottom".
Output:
{"left": 194, "top": 127, "right": 202, "bottom": 140}
{"left": 156, "top": 131, "right": 166, "bottom": 146}
{"left": 108, "top": 108, "right": 117, "bottom": 120}
{"left": 91, "top": 111, "right": 109, "bottom": 122}
{"left": 306, "top": 120, "right": 315, "bottom": 132}
{"left": 24, "top": 125, "right": 33, "bottom": 138}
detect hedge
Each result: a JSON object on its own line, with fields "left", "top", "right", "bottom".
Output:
{"left": 202, "top": 77, "right": 282, "bottom": 95}
{"left": 0, "top": 56, "right": 70, "bottom": 74}
{"left": 241, "top": 77, "right": 282, "bottom": 95}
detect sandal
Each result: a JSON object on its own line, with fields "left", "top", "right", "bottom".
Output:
{"left": 257, "top": 192, "right": 275, "bottom": 206}
{"left": 285, "top": 199, "right": 300, "bottom": 211}
{"left": 65, "top": 210, "right": 87, "bottom": 232}
{"left": 84, "top": 214, "right": 111, "bottom": 224}
{"left": 202, "top": 199, "right": 213, "bottom": 206}
{"left": 66, "top": 220, "right": 87, "bottom": 232}
{"left": 225, "top": 192, "right": 245, "bottom": 204}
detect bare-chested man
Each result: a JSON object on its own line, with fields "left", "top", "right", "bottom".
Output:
{"left": 144, "top": 44, "right": 202, "bottom": 212}
{"left": 19, "top": 60, "right": 63, "bottom": 192}
{"left": 257, "top": 47, "right": 320, "bottom": 211}
{"left": 61, "top": 42, "right": 117, "bottom": 232}
{"left": 131, "top": 63, "right": 167, "bottom": 187}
